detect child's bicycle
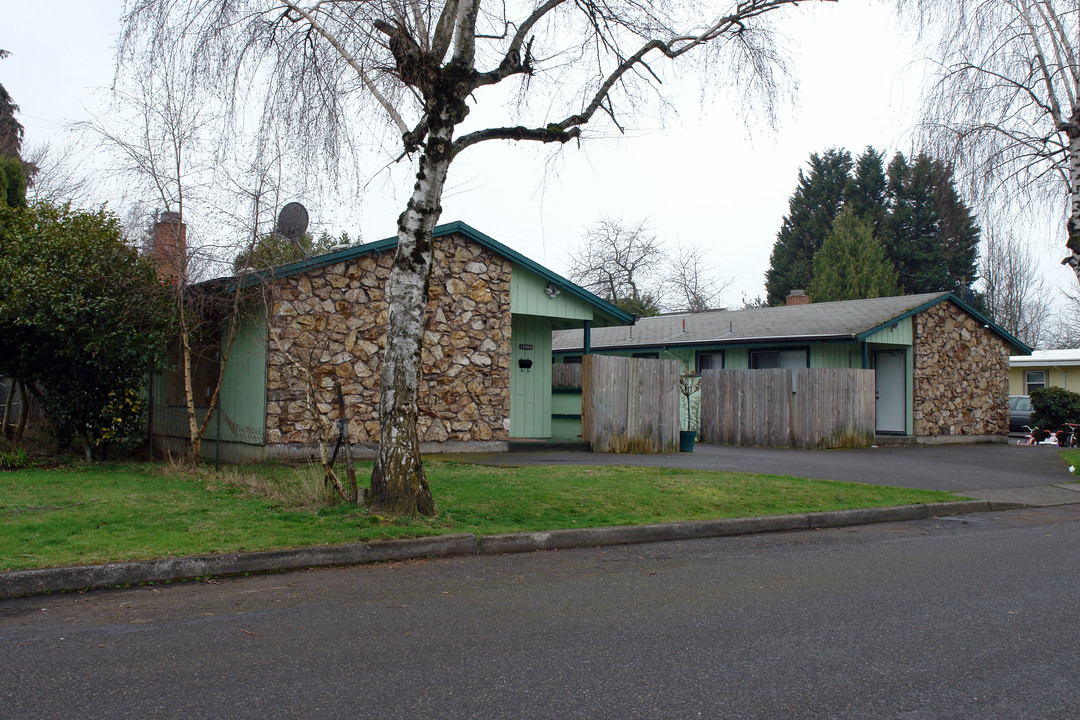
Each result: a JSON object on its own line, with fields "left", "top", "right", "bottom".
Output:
{"left": 1018, "top": 425, "right": 1055, "bottom": 445}
{"left": 1057, "top": 423, "right": 1080, "bottom": 448}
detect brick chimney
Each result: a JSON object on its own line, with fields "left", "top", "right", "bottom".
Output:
{"left": 151, "top": 211, "right": 186, "bottom": 284}
{"left": 786, "top": 289, "right": 809, "bottom": 306}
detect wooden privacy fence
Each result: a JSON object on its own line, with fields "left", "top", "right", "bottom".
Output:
{"left": 699, "top": 368, "right": 876, "bottom": 449}
{"left": 582, "top": 354, "right": 680, "bottom": 453}
{"left": 552, "top": 362, "right": 583, "bottom": 389}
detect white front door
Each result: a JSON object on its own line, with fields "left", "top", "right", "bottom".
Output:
{"left": 874, "top": 350, "right": 906, "bottom": 434}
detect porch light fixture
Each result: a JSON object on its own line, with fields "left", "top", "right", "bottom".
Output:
{"left": 544, "top": 282, "right": 561, "bottom": 298}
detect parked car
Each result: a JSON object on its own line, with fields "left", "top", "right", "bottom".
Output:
{"left": 1009, "top": 395, "right": 1034, "bottom": 433}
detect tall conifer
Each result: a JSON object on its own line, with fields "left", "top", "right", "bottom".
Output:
{"left": 764, "top": 149, "right": 852, "bottom": 305}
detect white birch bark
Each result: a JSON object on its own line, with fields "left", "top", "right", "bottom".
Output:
{"left": 1066, "top": 131, "right": 1080, "bottom": 282}
{"left": 367, "top": 123, "right": 454, "bottom": 515}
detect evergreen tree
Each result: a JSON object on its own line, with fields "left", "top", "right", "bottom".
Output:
{"left": 0, "top": 156, "right": 25, "bottom": 208}
{"left": 809, "top": 208, "right": 897, "bottom": 302}
{"left": 885, "top": 152, "right": 980, "bottom": 294}
{"left": 845, "top": 146, "right": 889, "bottom": 240}
{"left": 931, "top": 159, "right": 981, "bottom": 290}
{"left": 765, "top": 149, "right": 852, "bottom": 305}
{"left": 767, "top": 146, "right": 980, "bottom": 303}
{"left": 0, "top": 51, "right": 26, "bottom": 207}
{"left": 0, "top": 50, "right": 23, "bottom": 160}
{"left": 886, "top": 152, "right": 949, "bottom": 293}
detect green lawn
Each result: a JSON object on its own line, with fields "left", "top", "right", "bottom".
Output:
{"left": 0, "top": 460, "right": 964, "bottom": 571}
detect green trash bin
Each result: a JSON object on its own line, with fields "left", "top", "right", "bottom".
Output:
{"left": 679, "top": 430, "right": 696, "bottom": 452}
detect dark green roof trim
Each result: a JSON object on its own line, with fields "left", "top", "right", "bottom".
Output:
{"left": 854, "top": 292, "right": 1031, "bottom": 355}
{"left": 436, "top": 222, "right": 633, "bottom": 326}
{"left": 216, "top": 221, "right": 632, "bottom": 327}
{"left": 553, "top": 336, "right": 859, "bottom": 356}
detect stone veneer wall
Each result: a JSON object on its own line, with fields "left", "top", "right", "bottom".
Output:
{"left": 912, "top": 301, "right": 1010, "bottom": 437}
{"left": 265, "top": 234, "right": 513, "bottom": 452}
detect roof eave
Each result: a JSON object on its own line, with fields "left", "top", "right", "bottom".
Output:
{"left": 200, "top": 221, "right": 634, "bottom": 327}
{"left": 553, "top": 332, "right": 858, "bottom": 353}
{"left": 855, "top": 292, "right": 1032, "bottom": 355}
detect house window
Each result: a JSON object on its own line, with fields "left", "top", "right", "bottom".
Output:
{"left": 696, "top": 351, "right": 724, "bottom": 372}
{"left": 632, "top": 352, "right": 659, "bottom": 359}
{"left": 1025, "top": 370, "right": 1046, "bottom": 393}
{"left": 561, "top": 356, "right": 583, "bottom": 365}
{"left": 751, "top": 349, "right": 809, "bottom": 369}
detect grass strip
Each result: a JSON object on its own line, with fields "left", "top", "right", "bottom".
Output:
{"left": 1, "top": 461, "right": 961, "bottom": 571}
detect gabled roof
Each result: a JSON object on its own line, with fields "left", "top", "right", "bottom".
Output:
{"left": 219, "top": 220, "right": 633, "bottom": 327}
{"left": 1010, "top": 349, "right": 1080, "bottom": 366}
{"left": 553, "top": 292, "right": 1031, "bottom": 355}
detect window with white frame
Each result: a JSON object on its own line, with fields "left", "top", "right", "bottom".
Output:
{"left": 1025, "top": 370, "right": 1046, "bottom": 393}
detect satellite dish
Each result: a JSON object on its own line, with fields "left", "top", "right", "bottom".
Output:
{"left": 276, "top": 202, "right": 309, "bottom": 242}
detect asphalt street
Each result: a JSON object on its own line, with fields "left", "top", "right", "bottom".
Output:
{"left": 3, "top": 505, "right": 1079, "bottom": 720}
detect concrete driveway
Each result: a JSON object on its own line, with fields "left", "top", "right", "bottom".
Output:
{"left": 464, "top": 441, "right": 1075, "bottom": 494}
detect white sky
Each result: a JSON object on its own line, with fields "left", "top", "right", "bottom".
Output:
{"left": 2, "top": 0, "right": 1074, "bottom": 306}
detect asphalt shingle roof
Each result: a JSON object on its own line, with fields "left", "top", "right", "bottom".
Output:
{"left": 553, "top": 292, "right": 956, "bottom": 351}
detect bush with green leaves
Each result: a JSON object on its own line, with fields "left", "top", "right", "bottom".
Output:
{"left": 0, "top": 202, "right": 174, "bottom": 459}
{"left": 0, "top": 445, "right": 30, "bottom": 469}
{"left": 1030, "top": 387, "right": 1080, "bottom": 431}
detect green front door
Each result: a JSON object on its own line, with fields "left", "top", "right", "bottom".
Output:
{"left": 509, "top": 315, "right": 552, "bottom": 438}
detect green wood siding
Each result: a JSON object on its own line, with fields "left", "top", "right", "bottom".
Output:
{"left": 511, "top": 265, "right": 592, "bottom": 320}
{"left": 510, "top": 314, "right": 553, "bottom": 437}
{"left": 218, "top": 303, "right": 267, "bottom": 444}
{"left": 862, "top": 317, "right": 912, "bottom": 346}
{"left": 550, "top": 390, "right": 583, "bottom": 441}
{"left": 149, "top": 303, "right": 267, "bottom": 460}
{"left": 725, "top": 348, "right": 749, "bottom": 369}
{"left": 811, "top": 342, "right": 862, "bottom": 369}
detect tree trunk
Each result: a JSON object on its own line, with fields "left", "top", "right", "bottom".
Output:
{"left": 179, "top": 322, "right": 203, "bottom": 463}
{"left": 80, "top": 428, "right": 95, "bottom": 462}
{"left": 14, "top": 380, "right": 28, "bottom": 441}
{"left": 367, "top": 127, "right": 454, "bottom": 516}
{"left": 1065, "top": 130, "right": 1080, "bottom": 284}
{"left": 2, "top": 378, "right": 14, "bottom": 438}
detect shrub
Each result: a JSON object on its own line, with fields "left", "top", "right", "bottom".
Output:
{"left": 0, "top": 446, "right": 30, "bottom": 469}
{"left": 1030, "top": 387, "right": 1080, "bottom": 431}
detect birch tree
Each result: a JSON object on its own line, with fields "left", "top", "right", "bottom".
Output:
{"left": 119, "top": 0, "right": 827, "bottom": 515}
{"left": 87, "top": 56, "right": 283, "bottom": 464}
{"left": 908, "top": 0, "right": 1080, "bottom": 284}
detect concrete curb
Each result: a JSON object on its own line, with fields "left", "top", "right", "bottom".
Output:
{"left": 0, "top": 533, "right": 478, "bottom": 600}
{"left": 0, "top": 500, "right": 1029, "bottom": 600}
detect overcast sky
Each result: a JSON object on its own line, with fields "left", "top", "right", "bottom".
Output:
{"left": 2, "top": 1, "right": 1072, "bottom": 306}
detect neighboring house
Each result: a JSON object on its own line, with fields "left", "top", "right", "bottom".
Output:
{"left": 1009, "top": 349, "right": 1080, "bottom": 395}
{"left": 150, "top": 220, "right": 632, "bottom": 462}
{"left": 553, "top": 291, "right": 1030, "bottom": 442}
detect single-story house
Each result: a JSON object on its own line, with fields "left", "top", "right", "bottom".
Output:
{"left": 149, "top": 220, "right": 632, "bottom": 462}
{"left": 553, "top": 291, "right": 1031, "bottom": 442}
{"left": 1009, "top": 349, "right": 1080, "bottom": 395}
